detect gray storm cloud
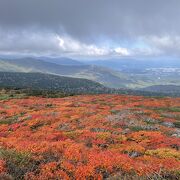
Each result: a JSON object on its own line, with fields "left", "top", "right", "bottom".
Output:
{"left": 0, "top": 0, "right": 180, "bottom": 58}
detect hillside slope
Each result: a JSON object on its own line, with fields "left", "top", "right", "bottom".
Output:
{"left": 0, "top": 72, "right": 180, "bottom": 97}
{"left": 0, "top": 58, "right": 131, "bottom": 88}
{"left": 140, "top": 85, "right": 180, "bottom": 94}
{"left": 1, "top": 58, "right": 180, "bottom": 90}
{"left": 0, "top": 72, "right": 107, "bottom": 94}
{"left": 41, "top": 57, "right": 84, "bottom": 66}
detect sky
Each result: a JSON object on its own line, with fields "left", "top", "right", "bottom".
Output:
{"left": 0, "top": 0, "right": 180, "bottom": 59}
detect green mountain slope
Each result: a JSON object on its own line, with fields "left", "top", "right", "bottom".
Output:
{"left": 0, "top": 72, "right": 179, "bottom": 97}
{"left": 0, "top": 72, "right": 107, "bottom": 94}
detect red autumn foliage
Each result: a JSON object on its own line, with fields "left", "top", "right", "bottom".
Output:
{"left": 0, "top": 94, "right": 179, "bottom": 179}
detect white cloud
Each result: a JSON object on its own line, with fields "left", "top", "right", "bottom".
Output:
{"left": 57, "top": 37, "right": 65, "bottom": 49}
{"left": 114, "top": 47, "right": 130, "bottom": 55}
{"left": 2, "top": 27, "right": 180, "bottom": 59}
{"left": 50, "top": 35, "right": 130, "bottom": 57}
{"left": 142, "top": 35, "right": 180, "bottom": 57}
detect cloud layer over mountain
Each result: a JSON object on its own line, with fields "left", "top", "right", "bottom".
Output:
{"left": 0, "top": 0, "right": 180, "bottom": 59}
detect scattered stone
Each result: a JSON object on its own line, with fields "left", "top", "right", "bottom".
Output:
{"left": 171, "top": 134, "right": 180, "bottom": 138}
{"left": 141, "top": 125, "right": 159, "bottom": 131}
{"left": 143, "top": 117, "right": 156, "bottom": 124}
{"left": 106, "top": 110, "right": 131, "bottom": 122}
{"left": 129, "top": 151, "right": 141, "bottom": 158}
{"left": 57, "top": 123, "right": 71, "bottom": 131}
{"left": 90, "top": 127, "right": 108, "bottom": 132}
{"left": 171, "top": 129, "right": 180, "bottom": 138}
{"left": 161, "top": 122, "right": 175, "bottom": 128}
{"left": 129, "top": 120, "right": 136, "bottom": 126}
{"left": 122, "top": 128, "right": 131, "bottom": 135}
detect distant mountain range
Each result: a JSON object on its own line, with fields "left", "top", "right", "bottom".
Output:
{"left": 0, "top": 57, "right": 180, "bottom": 91}
{"left": 41, "top": 57, "right": 84, "bottom": 66}
{"left": 1, "top": 72, "right": 179, "bottom": 97}
{"left": 88, "top": 58, "right": 180, "bottom": 71}
{"left": 141, "top": 85, "right": 180, "bottom": 94}
{"left": 0, "top": 58, "right": 133, "bottom": 88}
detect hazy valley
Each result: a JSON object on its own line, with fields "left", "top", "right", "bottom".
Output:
{"left": 0, "top": 57, "right": 180, "bottom": 92}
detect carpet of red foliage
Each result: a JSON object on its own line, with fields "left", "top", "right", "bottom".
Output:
{"left": 0, "top": 94, "right": 179, "bottom": 179}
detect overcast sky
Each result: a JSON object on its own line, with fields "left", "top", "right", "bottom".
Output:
{"left": 0, "top": 0, "right": 180, "bottom": 59}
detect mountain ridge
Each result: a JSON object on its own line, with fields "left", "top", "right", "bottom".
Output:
{"left": 0, "top": 58, "right": 132, "bottom": 88}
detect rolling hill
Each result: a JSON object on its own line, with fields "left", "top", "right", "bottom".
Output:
{"left": 140, "top": 85, "right": 180, "bottom": 94}
{"left": 41, "top": 57, "right": 84, "bottom": 66}
{"left": 0, "top": 58, "right": 180, "bottom": 90}
{"left": 0, "top": 72, "right": 179, "bottom": 97}
{"left": 0, "top": 72, "right": 108, "bottom": 94}
{"left": 88, "top": 58, "right": 180, "bottom": 71}
{"left": 0, "top": 58, "right": 131, "bottom": 88}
